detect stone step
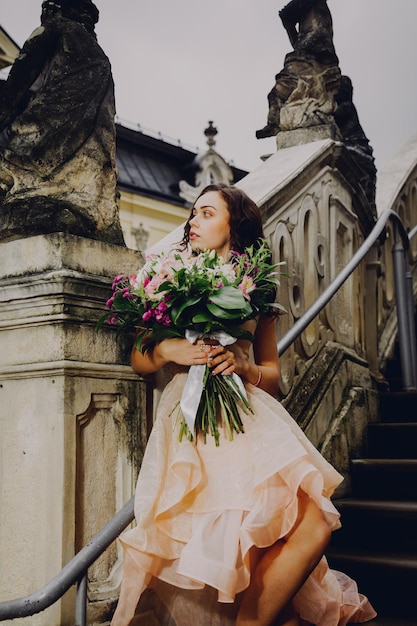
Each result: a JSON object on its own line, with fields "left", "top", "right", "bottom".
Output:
{"left": 363, "top": 617, "right": 416, "bottom": 626}
{"left": 330, "top": 498, "right": 417, "bottom": 552}
{"left": 326, "top": 549, "right": 417, "bottom": 620}
{"left": 351, "top": 458, "right": 417, "bottom": 500}
{"left": 367, "top": 422, "right": 417, "bottom": 458}
{"left": 379, "top": 391, "right": 417, "bottom": 422}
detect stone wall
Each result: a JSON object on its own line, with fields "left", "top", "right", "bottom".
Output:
{"left": 238, "top": 139, "right": 380, "bottom": 486}
{"left": 238, "top": 136, "right": 417, "bottom": 485}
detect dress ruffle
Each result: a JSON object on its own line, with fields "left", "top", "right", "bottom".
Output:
{"left": 111, "top": 372, "right": 376, "bottom": 626}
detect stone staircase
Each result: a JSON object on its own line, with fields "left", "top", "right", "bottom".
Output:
{"left": 326, "top": 353, "right": 417, "bottom": 624}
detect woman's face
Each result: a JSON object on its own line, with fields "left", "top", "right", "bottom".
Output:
{"left": 188, "top": 191, "right": 231, "bottom": 257}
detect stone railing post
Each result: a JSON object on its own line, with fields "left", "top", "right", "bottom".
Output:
{"left": 0, "top": 234, "right": 145, "bottom": 626}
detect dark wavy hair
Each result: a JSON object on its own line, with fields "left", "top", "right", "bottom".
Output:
{"left": 181, "top": 183, "right": 266, "bottom": 253}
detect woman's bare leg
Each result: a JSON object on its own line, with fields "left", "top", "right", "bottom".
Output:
{"left": 236, "top": 489, "right": 331, "bottom": 626}
{"left": 272, "top": 602, "right": 301, "bottom": 626}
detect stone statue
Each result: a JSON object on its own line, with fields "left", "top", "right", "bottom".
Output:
{"left": 256, "top": 0, "right": 341, "bottom": 139}
{"left": 0, "top": 0, "right": 125, "bottom": 245}
{"left": 280, "top": 0, "right": 338, "bottom": 64}
{"left": 256, "top": 0, "right": 376, "bottom": 209}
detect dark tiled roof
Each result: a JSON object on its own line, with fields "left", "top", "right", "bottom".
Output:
{"left": 116, "top": 123, "right": 197, "bottom": 206}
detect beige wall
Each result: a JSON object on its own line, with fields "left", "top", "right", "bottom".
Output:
{"left": 118, "top": 189, "right": 189, "bottom": 253}
{"left": 0, "top": 28, "right": 19, "bottom": 70}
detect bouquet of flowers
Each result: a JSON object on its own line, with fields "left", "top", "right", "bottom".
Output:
{"left": 98, "top": 239, "right": 286, "bottom": 445}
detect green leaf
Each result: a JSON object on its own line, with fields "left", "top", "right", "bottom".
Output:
{"left": 191, "top": 311, "right": 215, "bottom": 323}
{"left": 147, "top": 327, "right": 184, "bottom": 343}
{"left": 206, "top": 302, "right": 241, "bottom": 320}
{"left": 171, "top": 295, "right": 203, "bottom": 323}
{"left": 95, "top": 312, "right": 110, "bottom": 331}
{"left": 210, "top": 286, "right": 247, "bottom": 310}
{"left": 206, "top": 300, "right": 252, "bottom": 320}
{"left": 225, "top": 326, "right": 255, "bottom": 342}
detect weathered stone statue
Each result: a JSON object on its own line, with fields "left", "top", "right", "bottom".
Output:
{"left": 256, "top": 0, "right": 376, "bottom": 208}
{"left": 0, "top": 0, "right": 125, "bottom": 245}
{"left": 256, "top": 0, "right": 341, "bottom": 140}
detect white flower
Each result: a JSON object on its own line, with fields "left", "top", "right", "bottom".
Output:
{"left": 219, "top": 263, "right": 237, "bottom": 282}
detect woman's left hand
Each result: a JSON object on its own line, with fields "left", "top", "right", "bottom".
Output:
{"left": 203, "top": 344, "right": 237, "bottom": 376}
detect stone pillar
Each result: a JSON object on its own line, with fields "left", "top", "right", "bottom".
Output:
{"left": 0, "top": 234, "right": 146, "bottom": 625}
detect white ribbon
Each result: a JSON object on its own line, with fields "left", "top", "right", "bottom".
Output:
{"left": 180, "top": 330, "right": 248, "bottom": 433}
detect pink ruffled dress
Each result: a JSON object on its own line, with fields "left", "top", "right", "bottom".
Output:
{"left": 111, "top": 342, "right": 376, "bottom": 626}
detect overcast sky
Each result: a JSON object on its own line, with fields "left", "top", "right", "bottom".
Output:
{"left": 2, "top": 1, "right": 417, "bottom": 174}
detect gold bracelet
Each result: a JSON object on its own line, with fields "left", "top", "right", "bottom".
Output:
{"left": 254, "top": 367, "right": 262, "bottom": 387}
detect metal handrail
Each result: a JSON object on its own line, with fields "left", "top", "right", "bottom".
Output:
{"left": 0, "top": 209, "right": 416, "bottom": 624}
{"left": 409, "top": 223, "right": 417, "bottom": 241}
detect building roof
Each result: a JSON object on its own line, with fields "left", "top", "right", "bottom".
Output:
{"left": 116, "top": 121, "right": 248, "bottom": 207}
{"left": 116, "top": 122, "right": 198, "bottom": 206}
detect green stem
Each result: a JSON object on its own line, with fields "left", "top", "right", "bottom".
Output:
{"left": 179, "top": 369, "right": 252, "bottom": 445}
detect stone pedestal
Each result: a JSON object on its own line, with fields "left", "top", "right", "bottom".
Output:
{"left": 0, "top": 234, "right": 146, "bottom": 625}
{"left": 276, "top": 123, "right": 342, "bottom": 150}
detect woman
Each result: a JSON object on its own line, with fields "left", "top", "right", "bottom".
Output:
{"left": 111, "top": 184, "right": 376, "bottom": 626}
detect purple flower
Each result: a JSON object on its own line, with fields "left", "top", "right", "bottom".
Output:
{"left": 112, "top": 274, "right": 125, "bottom": 289}
{"left": 106, "top": 294, "right": 116, "bottom": 309}
{"left": 157, "top": 301, "right": 168, "bottom": 312}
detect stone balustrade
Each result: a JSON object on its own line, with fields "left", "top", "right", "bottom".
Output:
{"left": 238, "top": 137, "right": 417, "bottom": 486}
